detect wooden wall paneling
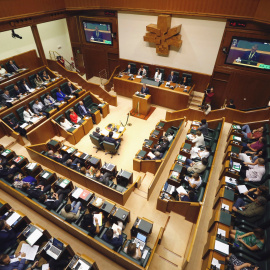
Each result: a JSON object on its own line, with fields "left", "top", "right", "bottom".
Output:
{"left": 66, "top": 16, "right": 81, "bottom": 43}
{"left": 254, "top": 0, "right": 270, "bottom": 24}
{"left": 31, "top": 25, "right": 47, "bottom": 66}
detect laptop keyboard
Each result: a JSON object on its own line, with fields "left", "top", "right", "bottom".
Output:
{"left": 50, "top": 246, "right": 61, "bottom": 256}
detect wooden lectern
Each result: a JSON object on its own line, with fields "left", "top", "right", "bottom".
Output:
{"left": 132, "top": 94, "right": 151, "bottom": 116}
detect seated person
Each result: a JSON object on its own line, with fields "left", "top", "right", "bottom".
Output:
{"left": 0, "top": 220, "right": 18, "bottom": 253}
{"left": 21, "top": 181, "right": 51, "bottom": 199}
{"left": 20, "top": 79, "right": 32, "bottom": 94}
{"left": 229, "top": 227, "right": 264, "bottom": 251}
{"left": 226, "top": 99, "right": 236, "bottom": 109}
{"left": 227, "top": 254, "right": 259, "bottom": 270}
{"left": 240, "top": 158, "right": 265, "bottom": 182}
{"left": 59, "top": 116, "right": 73, "bottom": 131}
{"left": 167, "top": 71, "right": 177, "bottom": 83}
{"left": 13, "top": 85, "right": 22, "bottom": 99}
{"left": 0, "top": 157, "right": 8, "bottom": 168}
{"left": 124, "top": 64, "right": 135, "bottom": 74}
{"left": 80, "top": 212, "right": 103, "bottom": 235}
{"left": 241, "top": 125, "right": 264, "bottom": 140}
{"left": 60, "top": 201, "right": 82, "bottom": 221}
{"left": 5, "top": 117, "right": 27, "bottom": 137}
{"left": 185, "top": 157, "right": 208, "bottom": 174}
{"left": 38, "top": 187, "right": 70, "bottom": 210}
{"left": 172, "top": 190, "right": 197, "bottom": 202}
{"left": 239, "top": 150, "right": 265, "bottom": 165}
{"left": 197, "top": 119, "right": 208, "bottom": 136}
{"left": 140, "top": 83, "right": 149, "bottom": 95}
{"left": 137, "top": 65, "right": 146, "bottom": 76}
{"left": 13, "top": 173, "right": 37, "bottom": 189}
{"left": 23, "top": 105, "right": 38, "bottom": 123}
{"left": 77, "top": 101, "right": 95, "bottom": 124}
{"left": 43, "top": 93, "right": 56, "bottom": 107}
{"left": 86, "top": 166, "right": 113, "bottom": 186}
{"left": 0, "top": 66, "right": 7, "bottom": 76}
{"left": 191, "top": 130, "right": 205, "bottom": 148}
{"left": 103, "top": 131, "right": 121, "bottom": 147}
{"left": 0, "top": 251, "right": 38, "bottom": 270}
{"left": 69, "top": 109, "right": 82, "bottom": 124}
{"left": 34, "top": 74, "right": 44, "bottom": 88}
{"left": 180, "top": 76, "right": 189, "bottom": 86}
{"left": 154, "top": 69, "right": 162, "bottom": 82}
{"left": 233, "top": 185, "right": 268, "bottom": 209}
{"left": 190, "top": 145, "right": 211, "bottom": 160}
{"left": 185, "top": 173, "right": 202, "bottom": 190}
{"left": 241, "top": 137, "right": 266, "bottom": 152}
{"left": 232, "top": 196, "right": 267, "bottom": 223}
{"left": 32, "top": 99, "right": 49, "bottom": 117}
{"left": 92, "top": 127, "right": 104, "bottom": 142}
{"left": 162, "top": 130, "right": 174, "bottom": 142}
{"left": 151, "top": 137, "right": 169, "bottom": 154}
{"left": 102, "top": 222, "right": 124, "bottom": 248}
{"left": 145, "top": 151, "right": 163, "bottom": 160}
{"left": 203, "top": 103, "right": 211, "bottom": 115}
{"left": 1, "top": 90, "right": 12, "bottom": 108}
{"left": 0, "top": 164, "right": 22, "bottom": 182}
{"left": 65, "top": 81, "right": 79, "bottom": 98}
{"left": 42, "top": 70, "right": 51, "bottom": 82}
{"left": 64, "top": 158, "right": 81, "bottom": 171}
{"left": 124, "top": 242, "right": 141, "bottom": 260}
{"left": 46, "top": 150, "right": 68, "bottom": 163}
{"left": 56, "top": 88, "right": 69, "bottom": 102}
{"left": 8, "top": 60, "right": 19, "bottom": 72}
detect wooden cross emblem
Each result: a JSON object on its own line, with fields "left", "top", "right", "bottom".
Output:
{"left": 144, "top": 15, "right": 182, "bottom": 56}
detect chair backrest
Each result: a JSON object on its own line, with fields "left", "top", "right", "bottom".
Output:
{"left": 74, "top": 102, "right": 80, "bottom": 115}
{"left": 65, "top": 108, "right": 73, "bottom": 121}
{"left": 182, "top": 73, "right": 192, "bottom": 84}
{"left": 83, "top": 96, "right": 93, "bottom": 107}
{"left": 28, "top": 74, "right": 36, "bottom": 82}
{"left": 128, "top": 63, "right": 137, "bottom": 73}
{"left": 4, "top": 84, "right": 14, "bottom": 92}
{"left": 60, "top": 82, "right": 69, "bottom": 95}
{"left": 30, "top": 79, "right": 36, "bottom": 88}
{"left": 16, "top": 79, "right": 24, "bottom": 87}
{"left": 197, "top": 187, "right": 205, "bottom": 202}
{"left": 51, "top": 88, "right": 58, "bottom": 100}
{"left": 16, "top": 106, "right": 25, "bottom": 121}
{"left": 29, "top": 100, "right": 35, "bottom": 111}
{"left": 3, "top": 112, "right": 17, "bottom": 123}
{"left": 39, "top": 70, "right": 45, "bottom": 78}
{"left": 40, "top": 93, "right": 46, "bottom": 104}
{"left": 143, "top": 65, "right": 149, "bottom": 76}
{"left": 90, "top": 134, "right": 101, "bottom": 148}
{"left": 103, "top": 141, "right": 117, "bottom": 154}
{"left": 172, "top": 71, "right": 180, "bottom": 82}
{"left": 55, "top": 114, "right": 64, "bottom": 124}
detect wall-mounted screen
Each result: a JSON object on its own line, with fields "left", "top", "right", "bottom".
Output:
{"left": 82, "top": 21, "right": 113, "bottom": 45}
{"left": 225, "top": 36, "right": 270, "bottom": 70}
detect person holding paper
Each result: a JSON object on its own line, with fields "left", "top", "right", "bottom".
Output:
{"left": 239, "top": 150, "right": 265, "bottom": 165}
{"left": 190, "top": 145, "right": 210, "bottom": 160}
{"left": 240, "top": 158, "right": 265, "bottom": 182}
{"left": 229, "top": 227, "right": 264, "bottom": 251}
{"left": 102, "top": 222, "right": 124, "bottom": 248}
{"left": 186, "top": 173, "right": 202, "bottom": 190}
{"left": 191, "top": 130, "right": 205, "bottom": 148}
{"left": 77, "top": 101, "right": 95, "bottom": 124}
{"left": 43, "top": 93, "right": 56, "bottom": 108}
{"left": 80, "top": 212, "right": 103, "bottom": 235}
{"left": 60, "top": 201, "right": 82, "bottom": 221}
{"left": 0, "top": 220, "right": 18, "bottom": 253}
{"left": 197, "top": 119, "right": 209, "bottom": 136}
{"left": 103, "top": 131, "right": 121, "bottom": 147}
{"left": 185, "top": 157, "right": 208, "bottom": 174}
{"left": 241, "top": 137, "right": 266, "bottom": 152}
{"left": 154, "top": 69, "right": 162, "bottom": 82}
{"left": 232, "top": 196, "right": 267, "bottom": 222}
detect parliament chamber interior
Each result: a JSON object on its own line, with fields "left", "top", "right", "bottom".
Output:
{"left": 0, "top": 1, "right": 270, "bottom": 270}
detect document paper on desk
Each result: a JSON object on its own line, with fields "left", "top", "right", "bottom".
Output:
{"left": 72, "top": 188, "right": 83, "bottom": 199}
{"left": 214, "top": 240, "right": 229, "bottom": 255}
{"left": 93, "top": 213, "right": 102, "bottom": 226}
{"left": 217, "top": 228, "right": 226, "bottom": 237}
{"left": 20, "top": 123, "right": 28, "bottom": 128}
{"left": 20, "top": 243, "right": 39, "bottom": 260}
{"left": 42, "top": 264, "right": 49, "bottom": 270}
{"left": 6, "top": 212, "right": 20, "bottom": 226}
{"left": 237, "top": 185, "right": 248, "bottom": 194}
{"left": 118, "top": 126, "right": 124, "bottom": 132}
{"left": 101, "top": 129, "right": 109, "bottom": 136}
{"left": 221, "top": 203, "right": 229, "bottom": 211}
{"left": 176, "top": 186, "right": 188, "bottom": 195}
{"left": 112, "top": 223, "right": 122, "bottom": 237}
{"left": 225, "top": 176, "right": 237, "bottom": 185}
{"left": 142, "top": 250, "right": 148, "bottom": 259}
{"left": 74, "top": 259, "right": 90, "bottom": 270}
{"left": 26, "top": 229, "right": 43, "bottom": 246}
{"left": 112, "top": 132, "right": 119, "bottom": 139}
{"left": 42, "top": 172, "right": 49, "bottom": 179}
{"left": 212, "top": 258, "right": 221, "bottom": 269}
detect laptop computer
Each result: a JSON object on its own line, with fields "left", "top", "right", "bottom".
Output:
{"left": 133, "top": 232, "right": 147, "bottom": 250}
{"left": 26, "top": 228, "right": 43, "bottom": 246}
{"left": 46, "top": 238, "right": 64, "bottom": 260}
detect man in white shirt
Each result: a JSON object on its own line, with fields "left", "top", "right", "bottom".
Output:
{"left": 137, "top": 65, "right": 146, "bottom": 76}
{"left": 0, "top": 67, "right": 7, "bottom": 76}
{"left": 191, "top": 130, "right": 205, "bottom": 147}
{"left": 190, "top": 145, "right": 211, "bottom": 160}
{"left": 32, "top": 99, "right": 49, "bottom": 117}
{"left": 243, "top": 158, "right": 265, "bottom": 182}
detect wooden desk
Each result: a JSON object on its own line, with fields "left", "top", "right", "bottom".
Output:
{"left": 216, "top": 176, "right": 237, "bottom": 196}
{"left": 219, "top": 160, "right": 240, "bottom": 180}
{"left": 132, "top": 94, "right": 151, "bottom": 116}
{"left": 131, "top": 216, "right": 153, "bottom": 237}
{"left": 0, "top": 68, "right": 29, "bottom": 85}
{"left": 114, "top": 75, "right": 191, "bottom": 110}
{"left": 224, "top": 135, "right": 242, "bottom": 153}
{"left": 202, "top": 249, "right": 226, "bottom": 270}
{"left": 208, "top": 206, "right": 232, "bottom": 232}
{"left": 179, "top": 142, "right": 191, "bottom": 158}
{"left": 213, "top": 187, "right": 234, "bottom": 210}
{"left": 101, "top": 123, "right": 126, "bottom": 140}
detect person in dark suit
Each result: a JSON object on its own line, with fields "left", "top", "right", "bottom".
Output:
{"left": 140, "top": 83, "right": 149, "bottom": 95}
{"left": 145, "top": 151, "right": 163, "bottom": 160}
{"left": 20, "top": 80, "right": 31, "bottom": 94}
{"left": 5, "top": 117, "right": 27, "bottom": 137}
{"left": 77, "top": 101, "right": 95, "bottom": 124}
{"left": 7, "top": 60, "right": 19, "bottom": 73}
{"left": 103, "top": 131, "right": 121, "bottom": 147}
{"left": 0, "top": 220, "right": 18, "bottom": 253}
{"left": 167, "top": 71, "right": 177, "bottom": 83}
{"left": 180, "top": 76, "right": 189, "bottom": 86}
{"left": 242, "top": 44, "right": 260, "bottom": 62}
{"left": 0, "top": 164, "right": 21, "bottom": 182}
{"left": 13, "top": 85, "right": 22, "bottom": 99}
{"left": 226, "top": 99, "right": 236, "bottom": 109}
{"left": 21, "top": 181, "right": 51, "bottom": 199}
{"left": 65, "top": 82, "right": 79, "bottom": 98}
{"left": 102, "top": 228, "right": 123, "bottom": 248}
{"left": 151, "top": 137, "right": 169, "bottom": 154}
{"left": 46, "top": 150, "right": 68, "bottom": 163}
{"left": 1, "top": 90, "right": 12, "bottom": 108}
{"left": 124, "top": 64, "right": 135, "bottom": 74}
{"left": 93, "top": 127, "right": 104, "bottom": 142}
{"left": 93, "top": 26, "right": 103, "bottom": 41}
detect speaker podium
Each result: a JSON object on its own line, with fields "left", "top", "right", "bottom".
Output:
{"left": 132, "top": 94, "right": 151, "bottom": 116}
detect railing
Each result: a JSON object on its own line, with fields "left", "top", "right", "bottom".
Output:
{"left": 98, "top": 68, "right": 108, "bottom": 85}
{"left": 49, "top": 50, "right": 80, "bottom": 73}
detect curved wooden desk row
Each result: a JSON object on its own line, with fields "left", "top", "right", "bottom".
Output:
{"left": 26, "top": 142, "right": 138, "bottom": 205}
{"left": 113, "top": 75, "right": 194, "bottom": 110}
{"left": 156, "top": 118, "right": 225, "bottom": 224}
{"left": 166, "top": 107, "right": 270, "bottom": 124}
{"left": 0, "top": 199, "right": 99, "bottom": 270}
{"left": 133, "top": 118, "right": 186, "bottom": 175}
{"left": 0, "top": 176, "right": 163, "bottom": 270}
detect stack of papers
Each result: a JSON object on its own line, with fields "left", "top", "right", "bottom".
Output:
{"left": 214, "top": 240, "right": 229, "bottom": 255}
{"left": 20, "top": 123, "right": 28, "bottom": 128}
{"left": 42, "top": 172, "right": 49, "bottom": 178}
{"left": 192, "top": 121, "right": 200, "bottom": 126}
{"left": 6, "top": 212, "right": 20, "bottom": 226}
{"left": 142, "top": 250, "right": 149, "bottom": 259}
{"left": 237, "top": 185, "right": 248, "bottom": 194}
{"left": 73, "top": 260, "right": 90, "bottom": 270}
{"left": 176, "top": 186, "right": 188, "bottom": 195}
{"left": 232, "top": 125, "right": 241, "bottom": 130}
{"left": 42, "top": 264, "right": 49, "bottom": 270}
{"left": 20, "top": 243, "right": 39, "bottom": 260}
{"left": 118, "top": 126, "right": 124, "bottom": 132}
{"left": 102, "top": 129, "right": 109, "bottom": 136}
{"left": 72, "top": 188, "right": 83, "bottom": 199}
{"left": 147, "top": 152, "right": 155, "bottom": 159}
{"left": 60, "top": 179, "right": 70, "bottom": 188}
{"left": 112, "top": 223, "right": 122, "bottom": 237}
{"left": 112, "top": 132, "right": 119, "bottom": 139}
{"left": 217, "top": 228, "right": 226, "bottom": 237}
{"left": 225, "top": 176, "right": 237, "bottom": 185}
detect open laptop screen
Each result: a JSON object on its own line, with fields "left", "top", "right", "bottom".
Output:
{"left": 53, "top": 238, "right": 64, "bottom": 250}
{"left": 136, "top": 233, "right": 147, "bottom": 242}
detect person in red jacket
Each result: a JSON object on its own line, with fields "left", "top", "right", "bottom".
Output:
{"left": 69, "top": 109, "right": 81, "bottom": 124}
{"left": 204, "top": 87, "right": 214, "bottom": 104}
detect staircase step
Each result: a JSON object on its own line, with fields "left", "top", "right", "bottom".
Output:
{"left": 190, "top": 100, "right": 202, "bottom": 105}
{"left": 189, "top": 105, "right": 201, "bottom": 110}
{"left": 192, "top": 96, "right": 203, "bottom": 102}
{"left": 192, "top": 91, "right": 204, "bottom": 97}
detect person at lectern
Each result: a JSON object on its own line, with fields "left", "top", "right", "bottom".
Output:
{"left": 167, "top": 71, "right": 177, "bottom": 83}
{"left": 137, "top": 65, "right": 147, "bottom": 77}
{"left": 93, "top": 26, "right": 103, "bottom": 41}
{"left": 140, "top": 83, "right": 149, "bottom": 95}
{"left": 242, "top": 44, "right": 260, "bottom": 62}
{"left": 124, "top": 64, "right": 135, "bottom": 74}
